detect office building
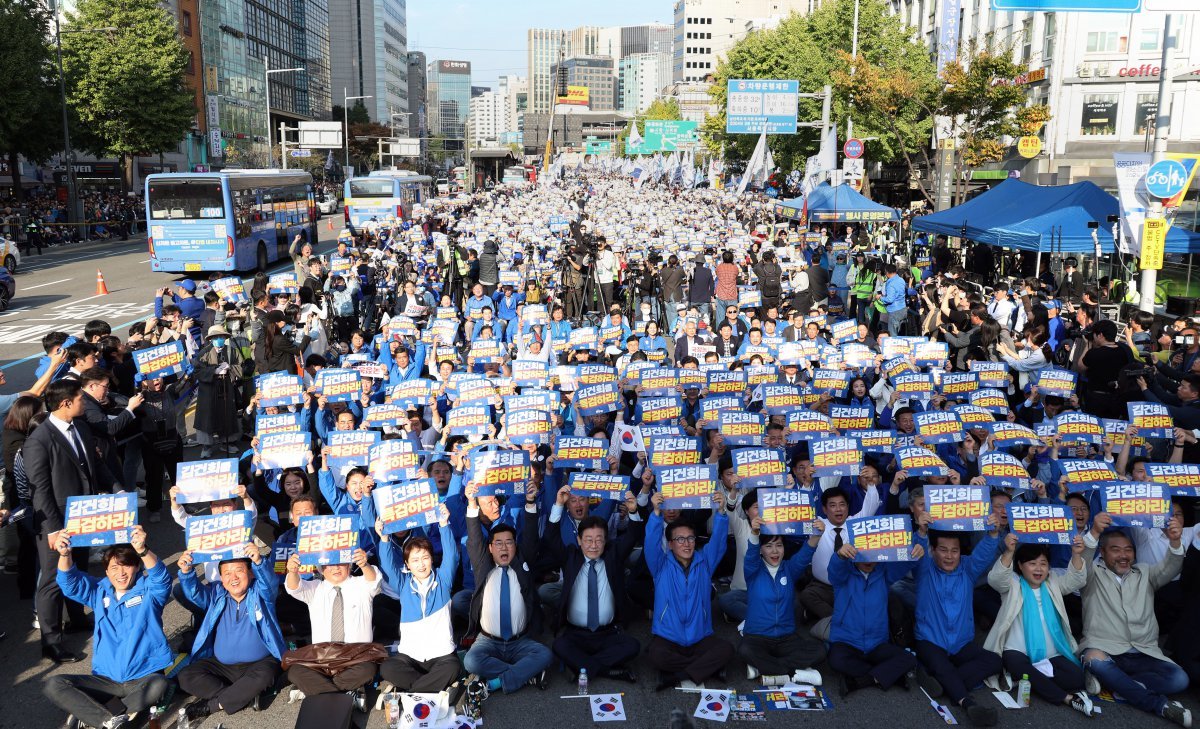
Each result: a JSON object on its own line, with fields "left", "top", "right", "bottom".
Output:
{"left": 198, "top": 0, "right": 270, "bottom": 164}
{"left": 427, "top": 59, "right": 472, "bottom": 149}
{"left": 551, "top": 56, "right": 616, "bottom": 111}
{"left": 672, "top": 0, "right": 811, "bottom": 83}
{"left": 527, "top": 26, "right": 600, "bottom": 114}
{"left": 620, "top": 52, "right": 672, "bottom": 114}
{"left": 407, "top": 51, "right": 427, "bottom": 139}
{"left": 245, "top": 0, "right": 332, "bottom": 122}
{"left": 469, "top": 90, "right": 504, "bottom": 146}
{"left": 328, "top": 0, "right": 408, "bottom": 123}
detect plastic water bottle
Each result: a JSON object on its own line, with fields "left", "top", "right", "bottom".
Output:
{"left": 147, "top": 707, "right": 160, "bottom": 729}
{"left": 577, "top": 668, "right": 588, "bottom": 695}
{"left": 1017, "top": 674, "right": 1031, "bottom": 707}
{"left": 177, "top": 707, "right": 190, "bottom": 729}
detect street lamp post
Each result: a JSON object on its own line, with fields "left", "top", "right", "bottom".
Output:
{"left": 343, "top": 89, "right": 373, "bottom": 174}
{"left": 264, "top": 56, "right": 305, "bottom": 166}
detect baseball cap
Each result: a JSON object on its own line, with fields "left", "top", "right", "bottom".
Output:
{"left": 178, "top": 280, "right": 197, "bottom": 292}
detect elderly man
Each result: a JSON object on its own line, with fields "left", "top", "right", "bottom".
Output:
{"left": 1079, "top": 512, "right": 1191, "bottom": 727}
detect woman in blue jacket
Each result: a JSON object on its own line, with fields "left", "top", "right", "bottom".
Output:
{"left": 738, "top": 502, "right": 826, "bottom": 687}
{"left": 376, "top": 504, "right": 461, "bottom": 693}
{"left": 45, "top": 526, "right": 172, "bottom": 729}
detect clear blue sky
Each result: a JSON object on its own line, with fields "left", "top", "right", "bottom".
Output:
{"left": 407, "top": 0, "right": 670, "bottom": 89}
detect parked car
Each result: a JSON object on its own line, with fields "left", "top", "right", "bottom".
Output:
{"left": 1, "top": 237, "right": 20, "bottom": 274}
{"left": 316, "top": 194, "right": 339, "bottom": 215}
{"left": 435, "top": 178, "right": 451, "bottom": 196}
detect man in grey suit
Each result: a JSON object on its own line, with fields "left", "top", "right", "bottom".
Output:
{"left": 24, "top": 378, "right": 121, "bottom": 663}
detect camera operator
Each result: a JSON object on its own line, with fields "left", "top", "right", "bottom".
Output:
{"left": 633, "top": 256, "right": 663, "bottom": 323}
{"left": 594, "top": 237, "right": 617, "bottom": 312}
{"left": 563, "top": 242, "right": 589, "bottom": 320}
{"left": 659, "top": 255, "right": 685, "bottom": 332}
{"left": 1078, "top": 319, "right": 1135, "bottom": 420}
{"left": 1156, "top": 324, "right": 1200, "bottom": 381}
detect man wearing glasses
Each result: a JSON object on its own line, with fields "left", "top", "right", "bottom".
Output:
{"left": 645, "top": 488, "right": 734, "bottom": 690}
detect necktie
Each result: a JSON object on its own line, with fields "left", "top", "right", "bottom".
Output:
{"left": 587, "top": 560, "right": 600, "bottom": 631}
{"left": 833, "top": 527, "right": 844, "bottom": 553}
{"left": 67, "top": 424, "right": 91, "bottom": 484}
{"left": 331, "top": 586, "right": 345, "bottom": 642}
{"left": 499, "top": 566, "right": 513, "bottom": 640}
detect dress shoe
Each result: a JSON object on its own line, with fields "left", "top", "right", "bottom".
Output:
{"left": 606, "top": 668, "right": 637, "bottom": 684}
{"left": 183, "top": 699, "right": 211, "bottom": 725}
{"left": 42, "top": 645, "right": 80, "bottom": 664}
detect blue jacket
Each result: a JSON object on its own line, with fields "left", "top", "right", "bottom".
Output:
{"left": 57, "top": 562, "right": 174, "bottom": 683}
{"left": 913, "top": 532, "right": 1001, "bottom": 653}
{"left": 828, "top": 555, "right": 915, "bottom": 653}
{"left": 881, "top": 274, "right": 907, "bottom": 313}
{"left": 646, "top": 511, "right": 728, "bottom": 647}
{"left": 742, "top": 539, "right": 815, "bottom": 638}
{"left": 318, "top": 468, "right": 379, "bottom": 554}
{"left": 179, "top": 556, "right": 286, "bottom": 664}
{"left": 378, "top": 523, "right": 458, "bottom": 624}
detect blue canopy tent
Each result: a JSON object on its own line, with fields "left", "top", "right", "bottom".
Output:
{"left": 911, "top": 178, "right": 1200, "bottom": 254}
{"left": 775, "top": 182, "right": 900, "bottom": 224}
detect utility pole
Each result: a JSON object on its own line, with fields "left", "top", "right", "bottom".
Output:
{"left": 1139, "top": 13, "right": 1173, "bottom": 313}
{"left": 847, "top": 0, "right": 859, "bottom": 141}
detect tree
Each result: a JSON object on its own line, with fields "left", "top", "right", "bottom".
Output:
{"left": 0, "top": 0, "right": 62, "bottom": 204}
{"left": 61, "top": 0, "right": 195, "bottom": 193}
{"left": 348, "top": 122, "right": 394, "bottom": 171}
{"left": 617, "top": 97, "right": 681, "bottom": 155}
{"left": 332, "top": 102, "right": 370, "bottom": 126}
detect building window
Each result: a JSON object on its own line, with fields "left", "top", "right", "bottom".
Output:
{"left": 1134, "top": 92, "right": 1160, "bottom": 136}
{"left": 1021, "top": 18, "right": 1032, "bottom": 63}
{"left": 1043, "top": 13, "right": 1056, "bottom": 62}
{"left": 1138, "top": 27, "right": 1159, "bottom": 52}
{"left": 185, "top": 49, "right": 195, "bottom": 74}
{"left": 1080, "top": 93, "right": 1118, "bottom": 136}
{"left": 181, "top": 10, "right": 192, "bottom": 36}
{"left": 1086, "top": 31, "right": 1126, "bottom": 53}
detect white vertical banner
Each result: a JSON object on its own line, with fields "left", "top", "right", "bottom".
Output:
{"left": 1113, "top": 152, "right": 1152, "bottom": 255}
{"left": 737, "top": 131, "right": 771, "bottom": 195}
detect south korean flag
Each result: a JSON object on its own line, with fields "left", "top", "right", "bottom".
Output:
{"left": 590, "top": 694, "right": 626, "bottom": 722}
{"left": 400, "top": 692, "right": 445, "bottom": 729}
{"left": 694, "top": 690, "right": 732, "bottom": 722}
{"left": 449, "top": 717, "right": 480, "bottom": 729}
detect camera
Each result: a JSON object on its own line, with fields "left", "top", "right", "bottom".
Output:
{"left": 1118, "top": 362, "right": 1157, "bottom": 393}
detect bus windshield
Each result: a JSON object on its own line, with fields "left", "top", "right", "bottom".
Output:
{"left": 348, "top": 178, "right": 395, "bottom": 198}
{"left": 148, "top": 179, "right": 225, "bottom": 219}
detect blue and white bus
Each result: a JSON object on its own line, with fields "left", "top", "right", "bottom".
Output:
{"left": 343, "top": 170, "right": 433, "bottom": 228}
{"left": 145, "top": 169, "right": 317, "bottom": 273}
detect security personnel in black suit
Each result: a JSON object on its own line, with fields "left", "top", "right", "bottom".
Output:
{"left": 24, "top": 378, "right": 120, "bottom": 663}
{"left": 546, "top": 485, "right": 644, "bottom": 682}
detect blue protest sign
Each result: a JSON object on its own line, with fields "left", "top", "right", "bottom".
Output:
{"left": 186, "top": 510, "right": 253, "bottom": 563}
{"left": 64, "top": 493, "right": 137, "bottom": 547}
{"left": 847, "top": 515, "right": 914, "bottom": 562}
{"left": 297, "top": 514, "right": 361, "bottom": 566}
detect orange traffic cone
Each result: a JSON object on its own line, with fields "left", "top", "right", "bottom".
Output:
{"left": 327, "top": 217, "right": 334, "bottom": 231}
{"left": 95, "top": 269, "right": 109, "bottom": 295}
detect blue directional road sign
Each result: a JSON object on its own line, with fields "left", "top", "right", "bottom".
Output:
{"left": 1145, "top": 160, "right": 1190, "bottom": 199}
{"left": 991, "top": 0, "right": 1140, "bottom": 10}
{"left": 726, "top": 79, "right": 799, "bottom": 135}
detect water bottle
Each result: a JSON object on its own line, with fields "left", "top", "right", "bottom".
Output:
{"left": 577, "top": 668, "right": 588, "bottom": 696}
{"left": 177, "top": 707, "right": 190, "bottom": 729}
{"left": 1017, "top": 674, "right": 1031, "bottom": 708}
{"left": 147, "top": 707, "right": 160, "bottom": 729}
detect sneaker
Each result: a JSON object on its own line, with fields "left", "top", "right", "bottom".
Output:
{"left": 679, "top": 679, "right": 700, "bottom": 690}
{"left": 837, "top": 674, "right": 854, "bottom": 699}
{"left": 32, "top": 617, "right": 39, "bottom": 631}
{"left": 963, "top": 699, "right": 997, "bottom": 727}
{"left": 1068, "top": 692, "right": 1095, "bottom": 717}
{"left": 65, "top": 715, "right": 82, "bottom": 729}
{"left": 760, "top": 674, "right": 790, "bottom": 687}
{"left": 136, "top": 496, "right": 146, "bottom": 508}
{"left": 485, "top": 678, "right": 502, "bottom": 693}
{"left": 1084, "top": 670, "right": 1101, "bottom": 696}
{"left": 101, "top": 715, "right": 129, "bottom": 729}
{"left": 745, "top": 665, "right": 759, "bottom": 680}
{"left": 916, "top": 667, "right": 943, "bottom": 698}
{"left": 792, "top": 668, "right": 823, "bottom": 686}
{"left": 526, "top": 669, "right": 548, "bottom": 690}
{"left": 902, "top": 670, "right": 917, "bottom": 691}
{"left": 1162, "top": 701, "right": 1193, "bottom": 728}
{"left": 287, "top": 689, "right": 306, "bottom": 704}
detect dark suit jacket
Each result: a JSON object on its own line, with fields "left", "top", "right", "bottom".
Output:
{"left": 24, "top": 417, "right": 118, "bottom": 535}
{"left": 466, "top": 504, "right": 540, "bottom": 638}
{"left": 547, "top": 515, "right": 645, "bottom": 630}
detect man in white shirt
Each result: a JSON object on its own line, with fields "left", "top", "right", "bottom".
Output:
{"left": 986, "top": 286, "right": 1023, "bottom": 334}
{"left": 284, "top": 548, "right": 382, "bottom": 704}
{"left": 595, "top": 239, "right": 617, "bottom": 311}
{"left": 800, "top": 485, "right": 882, "bottom": 621}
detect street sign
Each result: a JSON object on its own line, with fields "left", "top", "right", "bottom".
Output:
{"left": 1141, "top": 218, "right": 1168, "bottom": 270}
{"left": 290, "top": 149, "right": 312, "bottom": 158}
{"left": 585, "top": 140, "right": 613, "bottom": 155}
{"left": 297, "top": 121, "right": 343, "bottom": 149}
{"left": 646, "top": 120, "right": 699, "bottom": 151}
{"left": 844, "top": 139, "right": 865, "bottom": 159}
{"left": 726, "top": 79, "right": 799, "bottom": 135}
{"left": 1145, "top": 159, "right": 1189, "bottom": 199}
{"left": 385, "top": 139, "right": 421, "bottom": 156}
{"left": 991, "top": 0, "right": 1140, "bottom": 10}
{"left": 1016, "top": 136, "right": 1042, "bottom": 158}
{"left": 209, "top": 128, "right": 223, "bottom": 158}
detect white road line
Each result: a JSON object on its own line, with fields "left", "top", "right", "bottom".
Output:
{"left": 70, "top": 292, "right": 113, "bottom": 304}
{"left": 19, "top": 245, "right": 146, "bottom": 272}
{"left": 21, "top": 278, "right": 72, "bottom": 290}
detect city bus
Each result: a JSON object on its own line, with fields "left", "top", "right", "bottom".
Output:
{"left": 145, "top": 169, "right": 317, "bottom": 273}
{"left": 343, "top": 171, "right": 433, "bottom": 228}
{"left": 502, "top": 165, "right": 536, "bottom": 186}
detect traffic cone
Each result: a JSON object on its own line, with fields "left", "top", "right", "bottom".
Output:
{"left": 95, "top": 269, "right": 109, "bottom": 295}
{"left": 327, "top": 217, "right": 334, "bottom": 231}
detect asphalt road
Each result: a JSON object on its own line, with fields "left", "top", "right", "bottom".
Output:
{"left": 1, "top": 222, "right": 1198, "bottom": 729}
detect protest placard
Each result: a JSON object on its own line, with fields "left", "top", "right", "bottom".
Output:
{"left": 64, "top": 493, "right": 137, "bottom": 547}
{"left": 387, "top": 379, "right": 433, "bottom": 410}
{"left": 658, "top": 464, "right": 718, "bottom": 510}
{"left": 968, "top": 388, "right": 1009, "bottom": 414}
{"left": 1035, "top": 368, "right": 1078, "bottom": 398}
{"left": 186, "top": 510, "right": 253, "bottom": 562}
{"left": 1007, "top": 503, "right": 1074, "bottom": 545}
{"left": 938, "top": 372, "right": 979, "bottom": 399}
{"left": 511, "top": 359, "right": 549, "bottom": 388}
{"left": 365, "top": 403, "right": 408, "bottom": 428}
{"left": 575, "top": 382, "right": 621, "bottom": 417}
{"left": 554, "top": 436, "right": 608, "bottom": 470}
{"left": 297, "top": 514, "right": 361, "bottom": 566}
{"left": 718, "top": 411, "right": 764, "bottom": 447}
{"left": 980, "top": 451, "right": 1031, "bottom": 491}
{"left": 175, "top": 459, "right": 239, "bottom": 504}
{"left": 984, "top": 421, "right": 1041, "bottom": 448}
{"left": 267, "top": 272, "right": 299, "bottom": 294}
{"left": 952, "top": 404, "right": 995, "bottom": 427}
{"left": 844, "top": 429, "right": 895, "bottom": 453}
{"left": 811, "top": 369, "right": 850, "bottom": 396}
{"left": 969, "top": 361, "right": 1009, "bottom": 389}
{"left": 373, "top": 480, "right": 440, "bottom": 534}
{"left": 316, "top": 368, "right": 363, "bottom": 403}
{"left": 925, "top": 484, "right": 989, "bottom": 531}
{"left": 638, "top": 367, "right": 679, "bottom": 396}
{"left": 706, "top": 370, "right": 747, "bottom": 395}
{"left": 211, "top": 276, "right": 248, "bottom": 304}
{"left": 568, "top": 473, "right": 631, "bottom": 501}
{"left": 759, "top": 489, "right": 815, "bottom": 536}
{"left": 915, "top": 410, "right": 963, "bottom": 445}
{"left": 812, "top": 437, "right": 861, "bottom": 477}
{"left": 368, "top": 440, "right": 420, "bottom": 483}
{"left": 326, "top": 430, "right": 379, "bottom": 477}
{"left": 647, "top": 435, "right": 702, "bottom": 469}
{"left": 447, "top": 404, "right": 491, "bottom": 437}
{"left": 732, "top": 447, "right": 788, "bottom": 488}
{"left": 700, "top": 394, "right": 742, "bottom": 421}
{"left": 470, "top": 449, "right": 531, "bottom": 497}
{"left": 1054, "top": 412, "right": 1104, "bottom": 445}
{"left": 256, "top": 372, "right": 304, "bottom": 408}
{"left": 1145, "top": 463, "right": 1200, "bottom": 497}
{"left": 505, "top": 408, "right": 553, "bottom": 446}
{"left": 255, "top": 411, "right": 302, "bottom": 436}
{"left": 893, "top": 373, "right": 934, "bottom": 400}
{"left": 132, "top": 340, "right": 186, "bottom": 379}
{"left": 1059, "top": 459, "right": 1118, "bottom": 489}
{"left": 846, "top": 515, "right": 913, "bottom": 562}
{"left": 1100, "top": 481, "right": 1172, "bottom": 528}
{"left": 896, "top": 446, "right": 949, "bottom": 477}
{"left": 1127, "top": 402, "right": 1175, "bottom": 439}
{"left": 258, "top": 431, "right": 310, "bottom": 470}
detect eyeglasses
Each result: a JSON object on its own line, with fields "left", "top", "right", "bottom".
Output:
{"left": 671, "top": 535, "right": 697, "bottom": 544}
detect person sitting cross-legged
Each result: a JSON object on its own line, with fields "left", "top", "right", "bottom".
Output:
{"left": 175, "top": 544, "right": 287, "bottom": 724}
{"left": 43, "top": 526, "right": 171, "bottom": 729}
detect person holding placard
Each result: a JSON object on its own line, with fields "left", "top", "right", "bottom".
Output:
{"left": 911, "top": 513, "right": 1004, "bottom": 727}
{"left": 1078, "top": 512, "right": 1191, "bottom": 727}
{"left": 175, "top": 542, "right": 286, "bottom": 723}
{"left": 739, "top": 504, "right": 826, "bottom": 687}
{"left": 376, "top": 504, "right": 463, "bottom": 694}
{"left": 44, "top": 526, "right": 170, "bottom": 729}
{"left": 800, "top": 485, "right": 882, "bottom": 624}
{"left": 982, "top": 532, "right": 1094, "bottom": 716}
{"left": 645, "top": 489, "right": 734, "bottom": 691}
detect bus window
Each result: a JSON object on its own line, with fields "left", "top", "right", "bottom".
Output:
{"left": 148, "top": 181, "right": 224, "bottom": 220}
{"left": 348, "top": 178, "right": 393, "bottom": 197}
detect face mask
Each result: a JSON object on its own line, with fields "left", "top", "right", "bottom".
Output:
{"left": 212, "top": 337, "right": 228, "bottom": 348}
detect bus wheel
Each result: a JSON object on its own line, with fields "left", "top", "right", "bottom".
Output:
{"left": 256, "top": 242, "right": 268, "bottom": 273}
{"left": 3, "top": 255, "right": 14, "bottom": 274}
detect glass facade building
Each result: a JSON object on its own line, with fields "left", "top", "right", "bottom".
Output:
{"left": 427, "top": 60, "right": 471, "bottom": 150}
{"left": 245, "top": 0, "right": 331, "bottom": 121}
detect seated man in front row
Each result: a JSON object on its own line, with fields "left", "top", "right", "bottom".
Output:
{"left": 176, "top": 544, "right": 287, "bottom": 724}
{"left": 44, "top": 526, "right": 171, "bottom": 729}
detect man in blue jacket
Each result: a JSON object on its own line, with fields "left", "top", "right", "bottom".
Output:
{"left": 645, "top": 489, "right": 734, "bottom": 690}
{"left": 875, "top": 263, "right": 908, "bottom": 337}
{"left": 175, "top": 543, "right": 286, "bottom": 724}
{"left": 45, "top": 526, "right": 172, "bottom": 729}
{"left": 913, "top": 513, "right": 1004, "bottom": 727}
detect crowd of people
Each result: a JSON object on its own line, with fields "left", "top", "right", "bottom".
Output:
{"left": 1, "top": 171, "right": 1198, "bottom": 729}
{"left": 2, "top": 189, "right": 144, "bottom": 254}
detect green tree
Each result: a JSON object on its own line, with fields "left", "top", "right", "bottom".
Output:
{"left": 61, "top": 0, "right": 195, "bottom": 193}
{"left": 617, "top": 98, "right": 681, "bottom": 155}
{"left": 0, "top": 0, "right": 62, "bottom": 204}
{"left": 332, "top": 102, "right": 370, "bottom": 126}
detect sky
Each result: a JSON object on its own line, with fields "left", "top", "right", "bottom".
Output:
{"left": 406, "top": 0, "right": 672, "bottom": 89}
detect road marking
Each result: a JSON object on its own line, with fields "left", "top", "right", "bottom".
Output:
{"left": 71, "top": 292, "right": 114, "bottom": 304}
{"left": 19, "top": 244, "right": 147, "bottom": 272}
{"left": 139, "top": 259, "right": 151, "bottom": 263}
{"left": 21, "top": 278, "right": 72, "bottom": 291}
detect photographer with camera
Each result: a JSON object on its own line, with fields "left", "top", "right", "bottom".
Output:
{"left": 1078, "top": 319, "right": 1135, "bottom": 420}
